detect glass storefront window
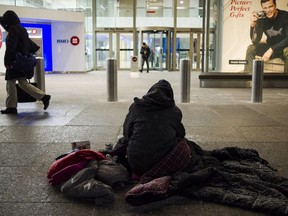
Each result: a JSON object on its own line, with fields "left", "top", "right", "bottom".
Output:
{"left": 177, "top": 0, "right": 202, "bottom": 28}
{"left": 176, "top": 33, "right": 190, "bottom": 69}
{"left": 77, "top": 0, "right": 93, "bottom": 70}
{"left": 96, "top": 0, "right": 133, "bottom": 28}
{"left": 96, "top": 33, "right": 109, "bottom": 69}
{"left": 136, "top": 0, "right": 173, "bottom": 27}
{"left": 0, "top": 0, "right": 81, "bottom": 9}
{"left": 119, "top": 33, "right": 133, "bottom": 68}
{"left": 11, "top": 0, "right": 77, "bottom": 9}
{"left": 0, "top": 0, "right": 17, "bottom": 5}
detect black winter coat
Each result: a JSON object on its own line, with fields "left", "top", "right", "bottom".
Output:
{"left": 140, "top": 45, "right": 150, "bottom": 59}
{"left": 123, "top": 80, "right": 185, "bottom": 174}
{"left": 1, "top": 10, "right": 39, "bottom": 80}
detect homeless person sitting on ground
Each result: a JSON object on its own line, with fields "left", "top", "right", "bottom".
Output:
{"left": 110, "top": 79, "right": 191, "bottom": 184}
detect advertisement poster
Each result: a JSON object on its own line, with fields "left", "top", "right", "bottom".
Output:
{"left": 221, "top": 0, "right": 288, "bottom": 73}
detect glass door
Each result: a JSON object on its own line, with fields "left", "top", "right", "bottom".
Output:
{"left": 176, "top": 33, "right": 190, "bottom": 70}
{"left": 95, "top": 31, "right": 134, "bottom": 70}
{"left": 119, "top": 33, "right": 133, "bottom": 69}
{"left": 175, "top": 31, "right": 202, "bottom": 71}
{"left": 95, "top": 32, "right": 110, "bottom": 70}
{"left": 142, "top": 31, "right": 167, "bottom": 71}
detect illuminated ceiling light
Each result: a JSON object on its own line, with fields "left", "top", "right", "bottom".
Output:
{"left": 180, "top": 0, "right": 184, "bottom": 4}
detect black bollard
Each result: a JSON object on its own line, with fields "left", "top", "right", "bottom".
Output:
{"left": 180, "top": 59, "right": 191, "bottom": 103}
{"left": 251, "top": 59, "right": 264, "bottom": 103}
{"left": 106, "top": 58, "right": 118, "bottom": 102}
{"left": 34, "top": 57, "right": 45, "bottom": 92}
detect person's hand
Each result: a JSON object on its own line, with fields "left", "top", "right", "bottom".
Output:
{"left": 250, "top": 11, "right": 259, "bottom": 27}
{"left": 262, "top": 48, "right": 273, "bottom": 62}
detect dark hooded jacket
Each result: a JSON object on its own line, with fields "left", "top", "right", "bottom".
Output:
{"left": 123, "top": 79, "right": 186, "bottom": 175}
{"left": 0, "top": 10, "right": 39, "bottom": 80}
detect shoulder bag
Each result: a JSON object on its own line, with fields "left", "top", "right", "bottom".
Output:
{"left": 13, "top": 52, "right": 37, "bottom": 79}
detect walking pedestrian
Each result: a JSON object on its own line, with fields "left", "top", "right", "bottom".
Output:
{"left": 139, "top": 42, "right": 151, "bottom": 73}
{"left": 0, "top": 10, "right": 51, "bottom": 114}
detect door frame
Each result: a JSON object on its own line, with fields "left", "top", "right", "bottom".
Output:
{"left": 137, "top": 27, "right": 173, "bottom": 71}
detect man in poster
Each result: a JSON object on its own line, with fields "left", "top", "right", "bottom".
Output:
{"left": 244, "top": 0, "right": 288, "bottom": 73}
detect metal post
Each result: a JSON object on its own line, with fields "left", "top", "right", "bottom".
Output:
{"left": 251, "top": 59, "right": 264, "bottom": 103}
{"left": 180, "top": 59, "right": 191, "bottom": 103}
{"left": 107, "top": 58, "right": 117, "bottom": 102}
{"left": 34, "top": 57, "right": 45, "bottom": 92}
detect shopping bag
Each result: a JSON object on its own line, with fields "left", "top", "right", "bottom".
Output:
{"left": 16, "top": 82, "right": 37, "bottom": 103}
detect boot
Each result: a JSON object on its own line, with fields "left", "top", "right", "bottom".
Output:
{"left": 1, "top": 108, "right": 18, "bottom": 114}
{"left": 41, "top": 95, "right": 51, "bottom": 110}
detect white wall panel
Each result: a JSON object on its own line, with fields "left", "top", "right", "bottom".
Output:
{"left": 52, "top": 22, "right": 85, "bottom": 72}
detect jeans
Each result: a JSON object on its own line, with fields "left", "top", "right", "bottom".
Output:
{"left": 140, "top": 57, "right": 149, "bottom": 72}
{"left": 244, "top": 43, "right": 288, "bottom": 73}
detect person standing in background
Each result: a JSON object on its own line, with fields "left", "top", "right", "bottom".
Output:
{"left": 139, "top": 42, "right": 150, "bottom": 73}
{"left": 0, "top": 10, "right": 51, "bottom": 114}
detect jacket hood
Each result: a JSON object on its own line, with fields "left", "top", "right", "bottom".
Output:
{"left": 134, "top": 79, "right": 175, "bottom": 109}
{"left": 0, "top": 10, "right": 20, "bottom": 31}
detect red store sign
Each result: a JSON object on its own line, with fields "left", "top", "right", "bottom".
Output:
{"left": 70, "top": 36, "right": 80, "bottom": 46}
